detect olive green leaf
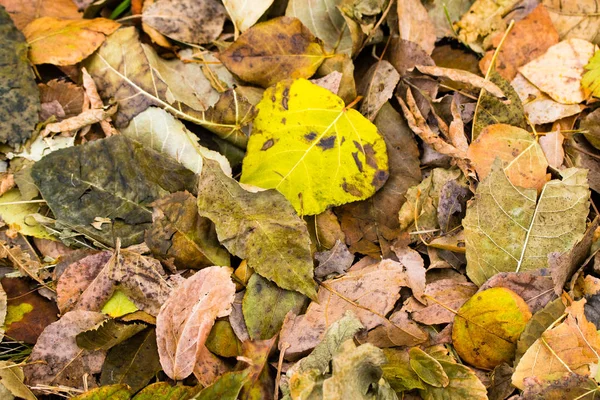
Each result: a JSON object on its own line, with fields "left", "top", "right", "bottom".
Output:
{"left": 219, "top": 17, "right": 326, "bottom": 88}
{"left": 72, "top": 384, "right": 131, "bottom": 400}
{"left": 0, "top": 6, "right": 40, "bottom": 146}
{"left": 76, "top": 319, "right": 146, "bottom": 351}
{"left": 85, "top": 27, "right": 253, "bottom": 147}
{"left": 409, "top": 347, "right": 449, "bottom": 388}
{"left": 243, "top": 273, "right": 306, "bottom": 340}
{"left": 31, "top": 135, "right": 197, "bottom": 247}
{"left": 145, "top": 191, "right": 230, "bottom": 269}
{"left": 382, "top": 349, "right": 426, "bottom": 392}
{"left": 241, "top": 78, "right": 388, "bottom": 216}
{"left": 198, "top": 159, "right": 317, "bottom": 299}
{"left": 132, "top": 382, "right": 194, "bottom": 400}
{"left": 463, "top": 159, "right": 590, "bottom": 286}
{"left": 101, "top": 329, "right": 162, "bottom": 393}
{"left": 205, "top": 320, "right": 241, "bottom": 358}
{"left": 420, "top": 358, "right": 488, "bottom": 400}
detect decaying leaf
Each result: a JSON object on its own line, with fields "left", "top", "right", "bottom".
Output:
{"left": 31, "top": 135, "right": 197, "bottom": 247}
{"left": 76, "top": 319, "right": 146, "bottom": 351}
{"left": 358, "top": 61, "right": 400, "bottom": 120}
{"left": 521, "top": 373, "right": 600, "bottom": 400}
{"left": 463, "top": 160, "right": 590, "bottom": 285}
{"left": 467, "top": 124, "right": 549, "bottom": 191}
{"left": 241, "top": 78, "right": 388, "bottom": 216}
{"left": 0, "top": 6, "right": 40, "bottom": 146}
{"left": 142, "top": 0, "right": 226, "bottom": 45}
{"left": 220, "top": 17, "right": 326, "bottom": 88}
{"left": 452, "top": 287, "right": 532, "bottom": 369}
{"left": 156, "top": 266, "right": 236, "bottom": 381}
{"left": 24, "top": 310, "right": 107, "bottom": 389}
{"left": 396, "top": 0, "right": 436, "bottom": 55}
{"left": 223, "top": 0, "right": 274, "bottom": 32}
{"left": 314, "top": 239, "right": 354, "bottom": 278}
{"left": 478, "top": 272, "right": 556, "bottom": 314}
{"left": 145, "top": 191, "right": 230, "bottom": 269}
{"left": 198, "top": 160, "right": 317, "bottom": 299}
{"left": 23, "top": 17, "right": 119, "bottom": 65}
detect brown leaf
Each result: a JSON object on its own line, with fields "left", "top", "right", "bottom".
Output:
{"left": 416, "top": 65, "right": 506, "bottom": 98}
{"left": 479, "top": 272, "right": 556, "bottom": 314}
{"left": 357, "top": 61, "right": 400, "bottom": 120}
{"left": 156, "top": 266, "right": 236, "bottom": 380}
{"left": 539, "top": 131, "right": 565, "bottom": 169}
{"left": 24, "top": 310, "right": 107, "bottom": 389}
{"left": 39, "top": 80, "right": 85, "bottom": 121}
{"left": 0, "top": 0, "right": 81, "bottom": 30}
{"left": 314, "top": 240, "right": 354, "bottom": 279}
{"left": 396, "top": 0, "right": 436, "bottom": 55}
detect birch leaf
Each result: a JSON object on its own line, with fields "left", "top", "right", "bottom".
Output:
{"left": 463, "top": 160, "right": 590, "bottom": 286}
{"left": 240, "top": 78, "right": 388, "bottom": 216}
{"left": 156, "top": 266, "right": 236, "bottom": 381}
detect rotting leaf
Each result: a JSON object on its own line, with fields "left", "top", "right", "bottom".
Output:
{"left": 198, "top": 159, "right": 317, "bottom": 299}
{"left": 521, "top": 373, "right": 600, "bottom": 400}
{"left": 31, "top": 135, "right": 197, "bottom": 247}
{"left": 357, "top": 60, "right": 400, "bottom": 121}
{"left": 463, "top": 160, "right": 590, "bottom": 286}
{"left": 156, "top": 266, "right": 236, "bottom": 381}
{"left": 220, "top": 17, "right": 326, "bottom": 88}
{"left": 241, "top": 78, "right": 388, "bottom": 216}
{"left": 23, "top": 17, "right": 119, "bottom": 66}
{"left": 0, "top": 6, "right": 40, "bottom": 146}
{"left": 144, "top": 191, "right": 230, "bottom": 269}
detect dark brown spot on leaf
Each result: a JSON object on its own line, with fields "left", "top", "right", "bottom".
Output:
{"left": 317, "top": 135, "right": 336, "bottom": 150}
{"left": 304, "top": 132, "right": 317, "bottom": 141}
{"left": 261, "top": 139, "right": 275, "bottom": 151}
{"left": 352, "top": 152, "right": 363, "bottom": 172}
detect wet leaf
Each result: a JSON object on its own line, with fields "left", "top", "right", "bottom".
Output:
{"left": 463, "top": 160, "right": 590, "bottom": 285}
{"left": 241, "top": 78, "right": 388, "bottom": 216}
{"left": 156, "top": 266, "right": 236, "bottom": 380}
{"left": 0, "top": 6, "right": 40, "bottom": 146}
{"left": 467, "top": 124, "right": 548, "bottom": 191}
{"left": 142, "top": 0, "right": 226, "bottom": 45}
{"left": 243, "top": 273, "right": 306, "bottom": 340}
{"left": 32, "top": 135, "right": 197, "bottom": 247}
{"left": 452, "top": 287, "right": 532, "bottom": 369}
{"left": 0, "top": 361, "right": 36, "bottom": 400}
{"left": 72, "top": 384, "right": 131, "bottom": 400}
{"left": 223, "top": 0, "right": 274, "bottom": 32}
{"left": 144, "top": 191, "right": 230, "bottom": 269}
{"left": 23, "top": 17, "right": 119, "bottom": 65}
{"left": 220, "top": 17, "right": 326, "bottom": 88}
{"left": 24, "top": 310, "right": 107, "bottom": 389}
{"left": 198, "top": 159, "right": 317, "bottom": 299}
{"left": 101, "top": 328, "right": 162, "bottom": 393}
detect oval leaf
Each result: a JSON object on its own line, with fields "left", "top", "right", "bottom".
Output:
{"left": 409, "top": 347, "right": 449, "bottom": 387}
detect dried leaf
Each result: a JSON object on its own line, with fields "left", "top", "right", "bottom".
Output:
{"left": 581, "top": 108, "right": 600, "bottom": 150}
{"left": 358, "top": 61, "right": 400, "bottom": 120}
{"left": 220, "top": 17, "right": 326, "bottom": 88}
{"left": 416, "top": 65, "right": 505, "bottom": 98}
{"left": 539, "top": 131, "right": 565, "bottom": 169}
{"left": 463, "top": 160, "right": 590, "bottom": 285}
{"left": 156, "top": 266, "right": 236, "bottom": 380}
{"left": 198, "top": 160, "right": 317, "bottom": 299}
{"left": 583, "top": 49, "right": 600, "bottom": 98}
{"left": 314, "top": 239, "right": 354, "bottom": 278}
{"left": 0, "top": 0, "right": 80, "bottom": 30}
{"left": 425, "top": 0, "right": 474, "bottom": 39}
{"left": 0, "top": 361, "right": 36, "bottom": 400}
{"left": 542, "top": 0, "right": 600, "bottom": 45}
{"left": 396, "top": 0, "right": 436, "bottom": 55}
{"left": 521, "top": 373, "right": 600, "bottom": 400}
{"left": 241, "top": 78, "right": 388, "bottom": 216}
{"left": 223, "top": 0, "right": 274, "bottom": 32}
{"left": 452, "top": 287, "right": 532, "bottom": 369}
{"left": 39, "top": 79, "right": 85, "bottom": 120}
{"left": 23, "top": 17, "right": 119, "bottom": 65}
{"left": 72, "top": 384, "right": 131, "bottom": 400}
{"left": 142, "top": 0, "right": 226, "bottom": 45}
{"left": 76, "top": 319, "right": 146, "bottom": 351}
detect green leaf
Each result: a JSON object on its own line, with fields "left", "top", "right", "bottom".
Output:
{"left": 197, "top": 159, "right": 317, "bottom": 299}
{"left": 0, "top": 189, "right": 53, "bottom": 240}
{"left": 0, "top": 6, "right": 40, "bottom": 146}
{"left": 452, "top": 287, "right": 532, "bottom": 369}
{"left": 243, "top": 273, "right": 306, "bottom": 340}
{"left": 144, "top": 191, "right": 230, "bottom": 269}
{"left": 241, "top": 78, "right": 388, "bottom": 216}
{"left": 420, "top": 359, "right": 488, "bottom": 400}
{"left": 76, "top": 319, "right": 146, "bottom": 351}
{"left": 583, "top": 49, "right": 600, "bottom": 98}
{"left": 219, "top": 17, "right": 326, "bottom": 88}
{"left": 31, "top": 135, "right": 197, "bottom": 247}
{"left": 205, "top": 320, "right": 241, "bottom": 358}
{"left": 463, "top": 160, "right": 590, "bottom": 285}
{"left": 382, "top": 348, "right": 425, "bottom": 392}
{"left": 409, "top": 347, "right": 449, "bottom": 388}
{"left": 101, "top": 329, "right": 162, "bottom": 393}
{"left": 101, "top": 290, "right": 139, "bottom": 318}
{"left": 121, "top": 107, "right": 231, "bottom": 176}
{"left": 71, "top": 384, "right": 132, "bottom": 400}
{"left": 195, "top": 370, "right": 249, "bottom": 400}
{"left": 132, "top": 383, "right": 194, "bottom": 400}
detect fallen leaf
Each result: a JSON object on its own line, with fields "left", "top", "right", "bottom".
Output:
{"left": 38, "top": 79, "right": 85, "bottom": 121}
{"left": 195, "top": 370, "right": 249, "bottom": 400}
{"left": 197, "top": 159, "right": 317, "bottom": 299}
{"left": 425, "top": 0, "right": 474, "bottom": 39}
{"left": 396, "top": 0, "right": 436, "bottom": 55}
{"left": 417, "top": 65, "right": 505, "bottom": 98}
{"left": 56, "top": 250, "right": 172, "bottom": 316}
{"left": 76, "top": 319, "right": 146, "bottom": 351}
{"left": 223, "top": 0, "right": 274, "bottom": 32}
{"left": 583, "top": 49, "right": 600, "bottom": 98}
{"left": 72, "top": 384, "right": 131, "bottom": 399}
{"left": 243, "top": 273, "right": 306, "bottom": 340}
{"left": 581, "top": 108, "right": 600, "bottom": 150}
{"left": 101, "top": 290, "right": 139, "bottom": 318}
{"left": 381, "top": 348, "right": 425, "bottom": 392}
{"left": 314, "top": 239, "right": 354, "bottom": 278}
{"left": 488, "top": 363, "right": 515, "bottom": 400}
{"left": 478, "top": 272, "right": 556, "bottom": 314}
{"left": 131, "top": 382, "right": 194, "bottom": 400}
{"left": 100, "top": 328, "right": 162, "bottom": 393}
{"left": 467, "top": 124, "right": 549, "bottom": 191}
{"left": 539, "top": 131, "right": 565, "bottom": 169}
{"left": 156, "top": 266, "right": 236, "bottom": 380}
{"left": 463, "top": 160, "right": 590, "bottom": 285}
{"left": 220, "top": 17, "right": 326, "bottom": 88}
{"left": 0, "top": 0, "right": 81, "bottom": 30}
{"left": 521, "top": 373, "right": 600, "bottom": 400}
{"left": 409, "top": 347, "right": 449, "bottom": 387}
{"left": 316, "top": 54, "right": 357, "bottom": 104}
{"left": 0, "top": 189, "right": 54, "bottom": 239}
{"left": 542, "top": 0, "right": 600, "bottom": 45}
{"left": 241, "top": 78, "right": 388, "bottom": 216}
{"left": 280, "top": 259, "right": 426, "bottom": 358}
{"left": 566, "top": 134, "right": 600, "bottom": 194}
{"left": 420, "top": 356, "right": 488, "bottom": 399}
{"left": 31, "top": 135, "right": 197, "bottom": 247}
{"left": 358, "top": 61, "right": 400, "bottom": 120}
{"left": 144, "top": 191, "right": 230, "bottom": 269}
{"left": 0, "top": 361, "right": 36, "bottom": 400}
{"left": 452, "top": 287, "right": 532, "bottom": 369}
{"left": 24, "top": 310, "right": 107, "bottom": 389}
{"left": 0, "top": 7, "right": 40, "bottom": 146}
{"left": 479, "top": 5, "right": 559, "bottom": 81}
{"left": 518, "top": 38, "right": 596, "bottom": 104}
{"left": 205, "top": 320, "right": 241, "bottom": 358}
{"left": 512, "top": 300, "right": 600, "bottom": 389}
{"left": 23, "top": 17, "right": 119, "bottom": 66}
{"left": 310, "top": 71, "right": 343, "bottom": 95}
{"left": 142, "top": 0, "right": 226, "bottom": 45}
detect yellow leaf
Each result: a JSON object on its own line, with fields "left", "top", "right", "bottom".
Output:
{"left": 452, "top": 287, "right": 532, "bottom": 370}
{"left": 582, "top": 49, "right": 600, "bottom": 98}
{"left": 0, "top": 189, "right": 53, "bottom": 240}
{"left": 241, "top": 78, "right": 388, "bottom": 216}
{"left": 101, "top": 290, "right": 138, "bottom": 318}
{"left": 24, "top": 17, "right": 120, "bottom": 66}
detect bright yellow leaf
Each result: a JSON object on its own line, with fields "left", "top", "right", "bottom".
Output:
{"left": 101, "top": 289, "right": 138, "bottom": 318}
